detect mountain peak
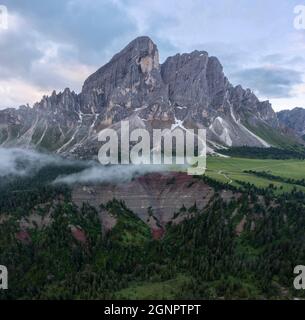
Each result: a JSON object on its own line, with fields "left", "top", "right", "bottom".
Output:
{"left": 125, "top": 35, "right": 156, "bottom": 49}
{"left": 104, "top": 35, "right": 159, "bottom": 68}
{"left": 0, "top": 36, "right": 287, "bottom": 155}
{"left": 80, "top": 35, "right": 166, "bottom": 115}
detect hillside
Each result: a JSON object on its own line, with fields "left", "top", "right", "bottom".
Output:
{"left": 1, "top": 160, "right": 305, "bottom": 299}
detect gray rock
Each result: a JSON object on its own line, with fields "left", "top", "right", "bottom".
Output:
{"left": 278, "top": 107, "right": 305, "bottom": 137}
{"left": 0, "top": 36, "right": 291, "bottom": 157}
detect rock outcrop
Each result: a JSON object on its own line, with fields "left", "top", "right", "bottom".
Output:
{"left": 71, "top": 172, "right": 217, "bottom": 228}
{"left": 277, "top": 107, "right": 305, "bottom": 138}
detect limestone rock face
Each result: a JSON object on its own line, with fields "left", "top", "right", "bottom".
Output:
{"left": 81, "top": 36, "right": 170, "bottom": 120}
{"left": 0, "top": 36, "right": 288, "bottom": 157}
{"left": 277, "top": 108, "right": 305, "bottom": 137}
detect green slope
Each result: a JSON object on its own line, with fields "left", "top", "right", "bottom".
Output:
{"left": 206, "top": 156, "right": 305, "bottom": 193}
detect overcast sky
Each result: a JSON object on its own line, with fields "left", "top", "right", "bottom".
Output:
{"left": 0, "top": 0, "right": 304, "bottom": 111}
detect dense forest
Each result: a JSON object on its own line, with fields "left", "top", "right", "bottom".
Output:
{"left": 1, "top": 165, "right": 305, "bottom": 300}
{"left": 218, "top": 146, "right": 305, "bottom": 159}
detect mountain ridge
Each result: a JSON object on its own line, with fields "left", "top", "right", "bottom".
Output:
{"left": 277, "top": 107, "right": 305, "bottom": 140}
{"left": 0, "top": 36, "right": 296, "bottom": 157}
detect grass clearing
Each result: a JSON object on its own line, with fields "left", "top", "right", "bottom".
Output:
{"left": 114, "top": 274, "right": 191, "bottom": 300}
{"left": 206, "top": 157, "right": 305, "bottom": 193}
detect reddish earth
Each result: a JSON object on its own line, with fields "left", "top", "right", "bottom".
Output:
{"left": 16, "top": 230, "right": 31, "bottom": 244}
{"left": 71, "top": 226, "right": 87, "bottom": 244}
{"left": 152, "top": 228, "right": 165, "bottom": 240}
{"left": 72, "top": 171, "right": 217, "bottom": 228}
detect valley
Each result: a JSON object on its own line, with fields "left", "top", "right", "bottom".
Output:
{"left": 1, "top": 149, "right": 305, "bottom": 299}
{"left": 206, "top": 156, "right": 305, "bottom": 193}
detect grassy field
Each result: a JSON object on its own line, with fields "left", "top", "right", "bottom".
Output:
{"left": 115, "top": 274, "right": 191, "bottom": 300}
{"left": 205, "top": 156, "right": 305, "bottom": 193}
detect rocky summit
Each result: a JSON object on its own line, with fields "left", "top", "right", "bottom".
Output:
{"left": 277, "top": 107, "right": 305, "bottom": 139}
{"left": 0, "top": 36, "right": 290, "bottom": 158}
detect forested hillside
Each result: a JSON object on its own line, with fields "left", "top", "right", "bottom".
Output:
{"left": 1, "top": 166, "right": 305, "bottom": 300}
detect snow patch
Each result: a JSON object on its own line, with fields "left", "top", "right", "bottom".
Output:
{"left": 36, "top": 122, "right": 48, "bottom": 146}
{"left": 210, "top": 117, "right": 233, "bottom": 147}
{"left": 171, "top": 117, "right": 187, "bottom": 131}
{"left": 134, "top": 106, "right": 148, "bottom": 112}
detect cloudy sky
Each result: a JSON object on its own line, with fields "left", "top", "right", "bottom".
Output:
{"left": 0, "top": 0, "right": 304, "bottom": 111}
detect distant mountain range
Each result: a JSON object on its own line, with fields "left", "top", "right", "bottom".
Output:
{"left": 277, "top": 108, "right": 305, "bottom": 140}
{"left": 0, "top": 36, "right": 302, "bottom": 158}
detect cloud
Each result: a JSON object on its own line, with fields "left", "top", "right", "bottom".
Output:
{"left": 0, "top": 78, "right": 48, "bottom": 108}
{"left": 270, "top": 83, "right": 305, "bottom": 111}
{"left": 0, "top": 0, "right": 137, "bottom": 108}
{"left": 2, "top": 0, "right": 137, "bottom": 64}
{"left": 0, "top": 148, "right": 67, "bottom": 177}
{"left": 0, "top": 13, "right": 42, "bottom": 79}
{"left": 231, "top": 66, "right": 304, "bottom": 98}
{"left": 53, "top": 164, "right": 171, "bottom": 185}
{"left": 261, "top": 54, "right": 305, "bottom": 68}
{"left": 0, "top": 147, "right": 174, "bottom": 185}
{"left": 0, "top": 13, "right": 87, "bottom": 107}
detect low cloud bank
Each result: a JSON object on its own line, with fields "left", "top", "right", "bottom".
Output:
{"left": 0, "top": 147, "right": 67, "bottom": 177}
{"left": 0, "top": 148, "right": 179, "bottom": 185}
{"left": 53, "top": 164, "right": 173, "bottom": 185}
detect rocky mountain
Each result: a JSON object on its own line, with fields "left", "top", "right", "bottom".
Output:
{"left": 0, "top": 36, "right": 290, "bottom": 158}
{"left": 277, "top": 107, "right": 305, "bottom": 139}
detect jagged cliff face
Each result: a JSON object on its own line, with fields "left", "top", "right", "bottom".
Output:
{"left": 81, "top": 37, "right": 168, "bottom": 116}
{"left": 278, "top": 108, "right": 305, "bottom": 138}
{"left": 0, "top": 36, "right": 282, "bottom": 157}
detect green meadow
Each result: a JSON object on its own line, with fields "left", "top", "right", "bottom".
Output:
{"left": 205, "top": 157, "right": 305, "bottom": 193}
{"left": 115, "top": 274, "right": 192, "bottom": 300}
